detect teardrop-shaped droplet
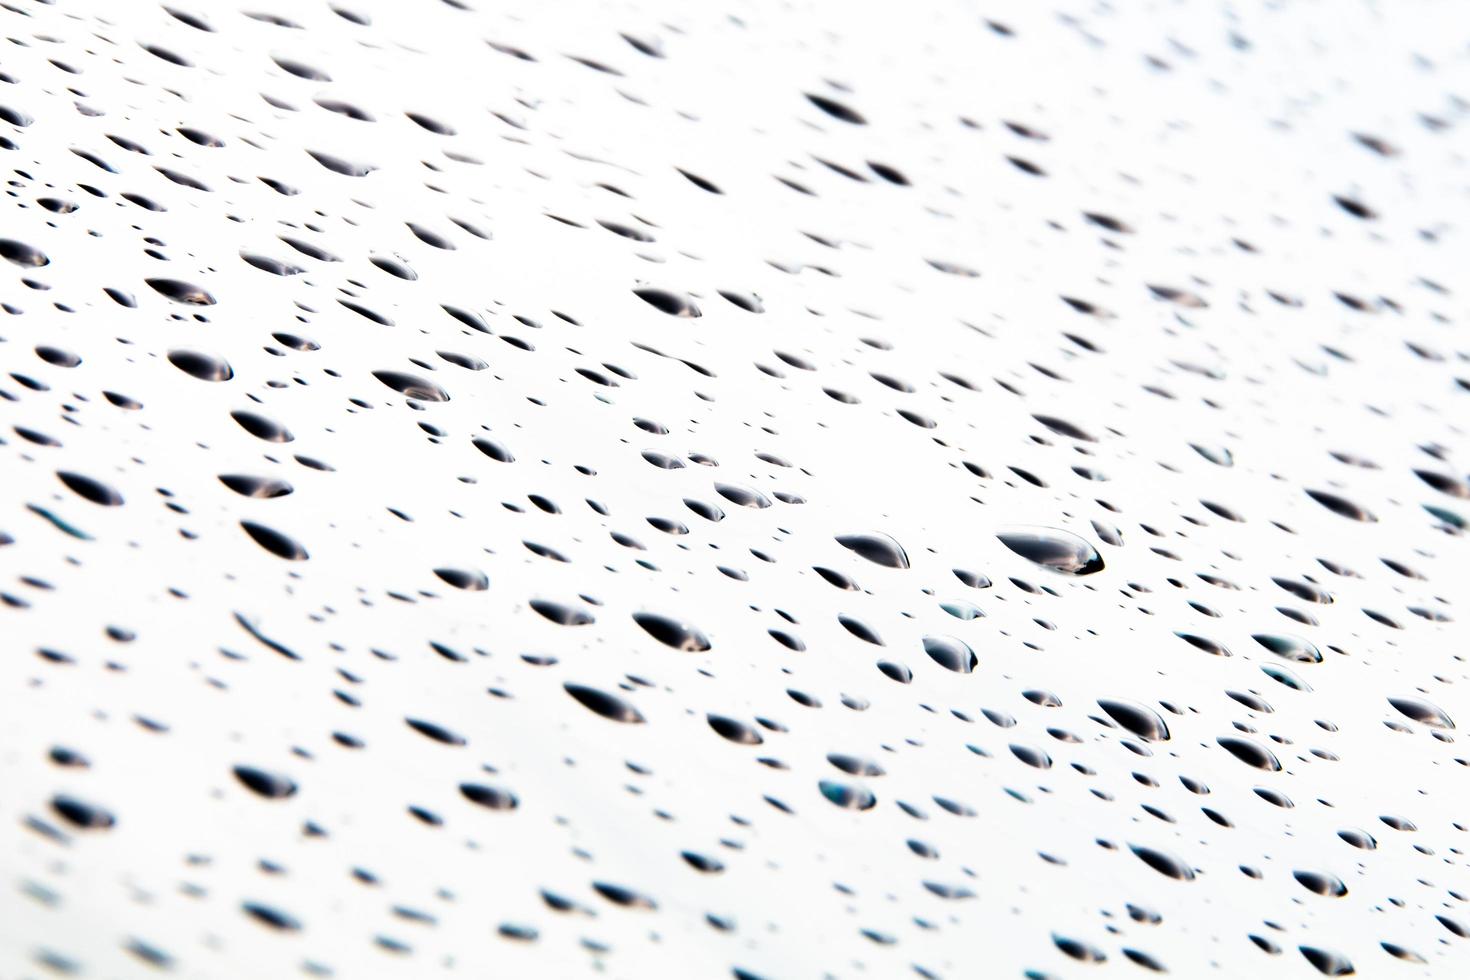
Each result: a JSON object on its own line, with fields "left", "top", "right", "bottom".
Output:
{"left": 1305, "top": 488, "right": 1376, "bottom": 522}
{"left": 0, "top": 238, "right": 49, "bottom": 267}
{"left": 836, "top": 532, "right": 910, "bottom": 569}
{"left": 240, "top": 521, "right": 308, "bottom": 560}
{"left": 1129, "top": 844, "right": 1194, "bottom": 880}
{"left": 996, "top": 526, "right": 1104, "bottom": 575}
{"left": 435, "top": 567, "right": 488, "bottom": 591}
{"left": 1252, "top": 633, "right": 1322, "bottom": 664}
{"left": 51, "top": 794, "right": 115, "bottom": 829}
{"left": 633, "top": 287, "right": 701, "bottom": 317}
{"left": 168, "top": 349, "right": 233, "bottom": 381}
{"left": 564, "top": 683, "right": 645, "bottom": 723}
{"left": 373, "top": 370, "right": 449, "bottom": 402}
{"left": 232, "top": 765, "right": 297, "bottom": 799}
{"left": 219, "top": 475, "right": 293, "bottom": 499}
{"left": 57, "top": 471, "right": 123, "bottom": 506}
{"left": 819, "top": 779, "right": 876, "bottom": 809}
{"left": 922, "top": 635, "right": 976, "bottom": 673}
{"left": 707, "top": 714, "right": 764, "bottom": 744}
{"left": 1387, "top": 696, "right": 1454, "bottom": 729}
{"left": 1098, "top": 699, "right": 1170, "bottom": 741}
{"left": 146, "top": 277, "right": 215, "bottom": 305}
{"left": 460, "top": 783, "right": 518, "bottom": 810}
{"left": 633, "top": 612, "right": 711, "bottom": 651}
{"left": 1292, "top": 869, "right": 1347, "bottom": 897}
{"left": 1217, "top": 735, "right": 1282, "bottom": 771}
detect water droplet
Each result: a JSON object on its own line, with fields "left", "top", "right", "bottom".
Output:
{"left": 240, "top": 521, "right": 308, "bottom": 560}
{"left": 1130, "top": 844, "right": 1194, "bottom": 880}
{"left": 1217, "top": 736, "right": 1282, "bottom": 771}
{"left": 819, "top": 780, "right": 876, "bottom": 809}
{"left": 564, "top": 683, "right": 645, "bottom": 723}
{"left": 373, "top": 371, "right": 449, "bottom": 402}
{"left": 232, "top": 766, "right": 296, "bottom": 799}
{"left": 51, "top": 795, "right": 115, "bottom": 830}
{"left": 1387, "top": 697, "right": 1454, "bottom": 729}
{"left": 1098, "top": 699, "right": 1170, "bottom": 741}
{"left": 633, "top": 288, "right": 700, "bottom": 317}
{"left": 836, "top": 532, "right": 910, "bottom": 569}
{"left": 0, "top": 238, "right": 49, "bottom": 267}
{"left": 923, "top": 635, "right": 977, "bottom": 673}
{"left": 1252, "top": 633, "right": 1322, "bottom": 664}
{"left": 168, "top": 349, "right": 233, "bottom": 381}
{"left": 459, "top": 783, "right": 518, "bottom": 810}
{"left": 146, "top": 278, "right": 215, "bottom": 305}
{"left": 1293, "top": 869, "right": 1347, "bottom": 897}
{"left": 996, "top": 526, "right": 1105, "bottom": 575}
{"left": 1305, "top": 489, "right": 1376, "bottom": 522}
{"left": 633, "top": 612, "right": 710, "bottom": 651}
{"left": 57, "top": 471, "right": 123, "bottom": 506}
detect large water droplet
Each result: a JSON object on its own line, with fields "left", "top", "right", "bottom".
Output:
{"left": 996, "top": 526, "right": 1105, "bottom": 575}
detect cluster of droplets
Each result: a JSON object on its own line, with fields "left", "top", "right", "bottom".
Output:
{"left": 2, "top": 0, "right": 1469, "bottom": 978}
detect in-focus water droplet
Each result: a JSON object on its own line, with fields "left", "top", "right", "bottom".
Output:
{"left": 996, "top": 526, "right": 1104, "bottom": 575}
